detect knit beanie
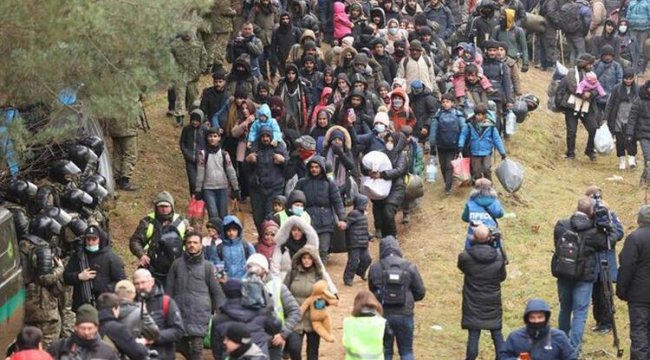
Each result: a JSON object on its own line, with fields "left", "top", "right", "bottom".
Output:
{"left": 246, "top": 253, "right": 269, "bottom": 273}
{"left": 225, "top": 323, "right": 252, "bottom": 344}
{"left": 638, "top": 205, "right": 650, "bottom": 226}
{"left": 76, "top": 304, "right": 99, "bottom": 325}
{"left": 223, "top": 279, "right": 243, "bottom": 299}
{"left": 374, "top": 112, "right": 390, "bottom": 126}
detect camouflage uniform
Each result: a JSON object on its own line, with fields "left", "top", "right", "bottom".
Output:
{"left": 106, "top": 117, "right": 139, "bottom": 182}
{"left": 203, "top": 1, "right": 238, "bottom": 70}
{"left": 19, "top": 237, "right": 65, "bottom": 347}
{"left": 171, "top": 36, "right": 208, "bottom": 120}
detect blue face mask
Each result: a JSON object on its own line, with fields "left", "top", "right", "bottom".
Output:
{"left": 86, "top": 244, "right": 100, "bottom": 253}
{"left": 292, "top": 205, "right": 304, "bottom": 216}
{"left": 375, "top": 124, "right": 386, "bottom": 133}
{"left": 389, "top": 27, "right": 399, "bottom": 35}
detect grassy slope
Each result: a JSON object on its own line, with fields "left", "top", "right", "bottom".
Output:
{"left": 107, "top": 70, "right": 645, "bottom": 359}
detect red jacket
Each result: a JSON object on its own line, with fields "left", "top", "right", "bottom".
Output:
{"left": 10, "top": 349, "right": 54, "bottom": 360}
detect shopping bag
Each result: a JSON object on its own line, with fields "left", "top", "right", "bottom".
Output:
{"left": 451, "top": 154, "right": 471, "bottom": 187}
{"left": 496, "top": 159, "right": 524, "bottom": 193}
{"left": 594, "top": 123, "right": 614, "bottom": 155}
{"left": 187, "top": 196, "right": 205, "bottom": 219}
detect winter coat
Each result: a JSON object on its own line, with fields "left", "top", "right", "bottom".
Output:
{"left": 553, "top": 212, "right": 612, "bottom": 283}
{"left": 271, "top": 20, "right": 303, "bottom": 65}
{"left": 98, "top": 309, "right": 149, "bottom": 360}
{"left": 247, "top": 129, "right": 288, "bottom": 192}
{"left": 482, "top": 57, "right": 514, "bottom": 104}
{"left": 410, "top": 90, "right": 439, "bottom": 135}
{"left": 322, "top": 126, "right": 355, "bottom": 190}
{"left": 211, "top": 297, "right": 280, "bottom": 359}
{"left": 461, "top": 188, "right": 504, "bottom": 247}
{"left": 627, "top": 0, "right": 650, "bottom": 31}
{"left": 423, "top": 3, "right": 456, "bottom": 39}
{"left": 285, "top": 245, "right": 338, "bottom": 332}
{"left": 627, "top": 81, "right": 650, "bottom": 139}
{"left": 271, "top": 216, "right": 320, "bottom": 279}
{"left": 9, "top": 350, "right": 53, "bottom": 360}
{"left": 396, "top": 55, "right": 440, "bottom": 96}
{"left": 345, "top": 195, "right": 370, "bottom": 249}
{"left": 429, "top": 107, "right": 466, "bottom": 149}
{"left": 594, "top": 211, "right": 624, "bottom": 280}
{"left": 500, "top": 299, "right": 576, "bottom": 360}
{"left": 117, "top": 300, "right": 160, "bottom": 341}
{"left": 491, "top": 10, "right": 529, "bottom": 65}
{"left": 219, "top": 216, "right": 257, "bottom": 280}
{"left": 405, "top": 138, "right": 425, "bottom": 176}
{"left": 171, "top": 37, "right": 208, "bottom": 83}
{"left": 374, "top": 53, "right": 398, "bottom": 85}
{"left": 48, "top": 333, "right": 119, "bottom": 360}
{"left": 591, "top": 33, "right": 621, "bottom": 61}
{"left": 249, "top": 1, "right": 280, "bottom": 46}
{"left": 200, "top": 86, "right": 230, "bottom": 122}
{"left": 387, "top": 88, "right": 417, "bottom": 132}
{"left": 458, "top": 120, "right": 507, "bottom": 157}
{"left": 265, "top": 274, "right": 301, "bottom": 338}
{"left": 294, "top": 155, "right": 347, "bottom": 234}
{"left": 196, "top": 144, "right": 239, "bottom": 192}
{"left": 458, "top": 243, "right": 506, "bottom": 330}
{"left": 558, "top": 66, "right": 597, "bottom": 114}
{"left": 334, "top": 2, "right": 353, "bottom": 39}
{"left": 64, "top": 228, "right": 126, "bottom": 311}
{"left": 139, "top": 284, "right": 185, "bottom": 360}
{"left": 467, "top": 12, "right": 499, "bottom": 49}
{"left": 179, "top": 124, "right": 207, "bottom": 164}
{"left": 226, "top": 57, "right": 259, "bottom": 100}
{"left": 362, "top": 132, "right": 409, "bottom": 206}
{"left": 274, "top": 66, "right": 313, "bottom": 132}
{"left": 605, "top": 82, "right": 639, "bottom": 133}
{"left": 166, "top": 252, "right": 225, "bottom": 336}
{"left": 617, "top": 225, "right": 650, "bottom": 303}
{"left": 368, "top": 236, "right": 426, "bottom": 316}
{"left": 593, "top": 59, "right": 623, "bottom": 98}
{"left": 229, "top": 343, "right": 269, "bottom": 359}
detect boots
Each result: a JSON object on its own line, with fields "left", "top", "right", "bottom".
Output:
{"left": 619, "top": 157, "right": 626, "bottom": 170}
{"left": 119, "top": 177, "right": 138, "bottom": 191}
{"left": 629, "top": 156, "right": 637, "bottom": 168}
{"left": 175, "top": 115, "right": 184, "bottom": 128}
{"left": 642, "top": 162, "right": 650, "bottom": 186}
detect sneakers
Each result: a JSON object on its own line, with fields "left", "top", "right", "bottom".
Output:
{"left": 591, "top": 324, "right": 612, "bottom": 334}
{"left": 402, "top": 214, "right": 411, "bottom": 224}
{"left": 373, "top": 229, "right": 383, "bottom": 239}
{"left": 629, "top": 156, "right": 637, "bottom": 168}
{"left": 619, "top": 156, "right": 626, "bottom": 170}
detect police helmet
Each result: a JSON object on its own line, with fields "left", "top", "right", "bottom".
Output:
{"left": 28, "top": 214, "right": 62, "bottom": 241}
{"left": 49, "top": 160, "right": 81, "bottom": 184}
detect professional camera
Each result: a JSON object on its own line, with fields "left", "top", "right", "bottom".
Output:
{"left": 592, "top": 192, "right": 611, "bottom": 230}
{"left": 488, "top": 227, "right": 502, "bottom": 247}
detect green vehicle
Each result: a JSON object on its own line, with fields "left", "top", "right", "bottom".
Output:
{"left": 0, "top": 208, "right": 25, "bottom": 351}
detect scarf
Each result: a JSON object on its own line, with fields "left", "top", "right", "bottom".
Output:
{"left": 326, "top": 147, "right": 348, "bottom": 187}
{"left": 299, "top": 148, "right": 315, "bottom": 161}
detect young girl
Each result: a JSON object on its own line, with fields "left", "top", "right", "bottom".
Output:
{"left": 333, "top": 2, "right": 353, "bottom": 42}
{"left": 247, "top": 103, "right": 283, "bottom": 147}
{"left": 451, "top": 43, "right": 493, "bottom": 99}
{"left": 573, "top": 72, "right": 607, "bottom": 118}
{"left": 254, "top": 219, "right": 279, "bottom": 264}
{"left": 342, "top": 291, "right": 386, "bottom": 360}
{"left": 310, "top": 109, "right": 333, "bottom": 153}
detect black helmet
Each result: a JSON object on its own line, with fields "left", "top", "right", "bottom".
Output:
{"left": 43, "top": 206, "right": 73, "bottom": 227}
{"left": 68, "top": 217, "right": 88, "bottom": 237}
{"left": 8, "top": 180, "right": 38, "bottom": 204}
{"left": 49, "top": 160, "right": 81, "bottom": 184}
{"left": 513, "top": 100, "right": 529, "bottom": 123}
{"left": 60, "top": 188, "right": 93, "bottom": 212}
{"left": 521, "top": 94, "right": 540, "bottom": 112}
{"left": 28, "top": 214, "right": 62, "bottom": 241}
{"left": 67, "top": 144, "right": 98, "bottom": 172}
{"left": 81, "top": 179, "right": 108, "bottom": 207}
{"left": 10, "top": 208, "right": 30, "bottom": 238}
{"left": 79, "top": 135, "right": 105, "bottom": 158}
{"left": 35, "top": 185, "right": 60, "bottom": 212}
{"left": 86, "top": 174, "right": 107, "bottom": 187}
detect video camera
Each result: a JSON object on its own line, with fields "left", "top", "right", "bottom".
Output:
{"left": 592, "top": 192, "right": 611, "bottom": 231}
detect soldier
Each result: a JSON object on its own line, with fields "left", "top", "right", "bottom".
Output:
{"left": 106, "top": 116, "right": 139, "bottom": 191}
{"left": 20, "top": 215, "right": 65, "bottom": 347}
{"left": 202, "top": 0, "right": 237, "bottom": 73}
{"left": 171, "top": 31, "right": 208, "bottom": 128}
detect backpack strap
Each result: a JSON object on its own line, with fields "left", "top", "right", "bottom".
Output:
{"left": 162, "top": 294, "right": 170, "bottom": 318}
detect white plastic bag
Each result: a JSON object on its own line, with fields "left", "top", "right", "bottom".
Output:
{"left": 496, "top": 159, "right": 524, "bottom": 193}
{"left": 594, "top": 124, "right": 614, "bottom": 155}
{"left": 360, "top": 151, "right": 393, "bottom": 200}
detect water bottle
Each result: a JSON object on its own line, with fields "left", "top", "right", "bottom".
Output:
{"left": 505, "top": 110, "right": 517, "bottom": 135}
{"left": 426, "top": 156, "right": 438, "bottom": 183}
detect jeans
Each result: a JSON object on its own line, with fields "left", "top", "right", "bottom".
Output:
{"left": 176, "top": 336, "right": 203, "bottom": 360}
{"left": 203, "top": 188, "right": 228, "bottom": 220}
{"left": 185, "top": 161, "right": 198, "bottom": 196}
{"left": 286, "top": 331, "right": 320, "bottom": 360}
{"left": 566, "top": 35, "right": 586, "bottom": 65}
{"left": 384, "top": 314, "right": 415, "bottom": 360}
{"left": 438, "top": 149, "right": 456, "bottom": 192}
{"left": 557, "top": 279, "right": 594, "bottom": 355}
{"left": 629, "top": 302, "right": 650, "bottom": 360}
{"left": 372, "top": 200, "right": 398, "bottom": 237}
{"left": 630, "top": 29, "right": 650, "bottom": 74}
{"left": 343, "top": 247, "right": 372, "bottom": 283}
{"left": 564, "top": 110, "right": 596, "bottom": 157}
{"left": 470, "top": 156, "right": 492, "bottom": 182}
{"left": 465, "top": 329, "right": 504, "bottom": 360}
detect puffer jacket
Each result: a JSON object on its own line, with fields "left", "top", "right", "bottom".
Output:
{"left": 627, "top": 0, "right": 650, "bottom": 31}
{"left": 334, "top": 1, "right": 353, "bottom": 39}
{"left": 346, "top": 194, "right": 370, "bottom": 249}
{"left": 140, "top": 284, "right": 185, "bottom": 360}
{"left": 626, "top": 81, "right": 650, "bottom": 140}
{"left": 461, "top": 187, "right": 504, "bottom": 247}
{"left": 219, "top": 215, "right": 257, "bottom": 279}
{"left": 247, "top": 127, "right": 288, "bottom": 192}
{"left": 368, "top": 236, "right": 426, "bottom": 316}
{"left": 458, "top": 119, "right": 506, "bottom": 157}
{"left": 458, "top": 243, "right": 506, "bottom": 330}
{"left": 166, "top": 251, "right": 225, "bottom": 337}
{"left": 617, "top": 224, "right": 650, "bottom": 303}
{"left": 284, "top": 245, "right": 338, "bottom": 332}
{"left": 271, "top": 216, "right": 320, "bottom": 279}
{"left": 294, "top": 155, "right": 347, "bottom": 234}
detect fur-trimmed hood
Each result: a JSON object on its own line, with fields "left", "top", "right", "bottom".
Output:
{"left": 270, "top": 216, "right": 319, "bottom": 278}
{"left": 323, "top": 125, "right": 352, "bottom": 150}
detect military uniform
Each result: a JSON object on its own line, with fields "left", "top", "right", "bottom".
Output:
{"left": 203, "top": 1, "right": 238, "bottom": 70}
{"left": 106, "top": 116, "right": 139, "bottom": 188}
{"left": 19, "top": 236, "right": 65, "bottom": 347}
{"left": 171, "top": 36, "right": 208, "bottom": 123}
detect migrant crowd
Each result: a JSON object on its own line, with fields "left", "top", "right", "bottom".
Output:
{"left": 4, "top": 0, "right": 650, "bottom": 358}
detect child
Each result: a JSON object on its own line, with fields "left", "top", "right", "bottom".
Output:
{"left": 271, "top": 195, "right": 287, "bottom": 219}
{"left": 333, "top": 2, "right": 353, "bottom": 42}
{"left": 451, "top": 43, "right": 494, "bottom": 99}
{"left": 217, "top": 215, "right": 256, "bottom": 280}
{"left": 496, "top": 42, "right": 522, "bottom": 97}
{"left": 247, "top": 103, "right": 283, "bottom": 147}
{"left": 203, "top": 217, "right": 224, "bottom": 268}
{"left": 457, "top": 103, "right": 506, "bottom": 182}
{"left": 461, "top": 179, "right": 504, "bottom": 249}
{"left": 343, "top": 194, "right": 371, "bottom": 286}
{"left": 274, "top": 190, "right": 312, "bottom": 226}
{"left": 310, "top": 109, "right": 332, "bottom": 154}
{"left": 401, "top": 125, "right": 424, "bottom": 222}
{"left": 604, "top": 68, "right": 639, "bottom": 169}
{"left": 429, "top": 94, "right": 467, "bottom": 193}
{"left": 573, "top": 72, "right": 607, "bottom": 118}
{"left": 254, "top": 219, "right": 279, "bottom": 264}
{"left": 491, "top": 9, "right": 528, "bottom": 94}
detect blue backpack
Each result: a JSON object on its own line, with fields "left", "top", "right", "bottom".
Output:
{"left": 436, "top": 110, "right": 462, "bottom": 149}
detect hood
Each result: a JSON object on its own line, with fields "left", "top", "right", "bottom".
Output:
{"left": 98, "top": 308, "right": 116, "bottom": 325}
{"left": 306, "top": 155, "right": 328, "bottom": 179}
{"left": 334, "top": 1, "right": 346, "bottom": 14}
{"left": 269, "top": 96, "right": 286, "bottom": 119}
{"left": 638, "top": 205, "right": 650, "bottom": 227}
{"left": 287, "top": 189, "right": 307, "bottom": 205}
{"left": 386, "top": 131, "right": 407, "bottom": 153}
{"left": 259, "top": 219, "right": 279, "bottom": 244}
{"left": 300, "top": 29, "right": 316, "bottom": 44}
{"left": 319, "top": 87, "right": 333, "bottom": 105}
{"left": 290, "top": 244, "right": 326, "bottom": 273}
{"left": 467, "top": 243, "right": 499, "bottom": 263}
{"left": 379, "top": 235, "right": 403, "bottom": 259}
{"left": 153, "top": 191, "right": 175, "bottom": 211}
{"left": 389, "top": 87, "right": 409, "bottom": 109}
{"left": 349, "top": 88, "right": 367, "bottom": 102}
{"left": 257, "top": 81, "right": 271, "bottom": 94}
{"left": 257, "top": 125, "right": 274, "bottom": 140}
{"left": 386, "top": 18, "right": 400, "bottom": 30}
{"left": 353, "top": 193, "right": 369, "bottom": 211}
{"left": 641, "top": 80, "right": 650, "bottom": 101}
{"left": 190, "top": 108, "right": 205, "bottom": 122}
{"left": 370, "top": 7, "right": 386, "bottom": 28}
{"left": 336, "top": 72, "right": 351, "bottom": 86}
{"left": 350, "top": 73, "right": 368, "bottom": 87}
{"left": 221, "top": 298, "right": 259, "bottom": 322}
{"left": 524, "top": 298, "right": 552, "bottom": 323}
{"left": 599, "top": 44, "right": 615, "bottom": 59}
{"left": 222, "top": 215, "right": 243, "bottom": 238}
{"left": 274, "top": 215, "right": 319, "bottom": 249}
{"left": 233, "top": 56, "right": 253, "bottom": 74}
{"left": 504, "top": 8, "right": 515, "bottom": 30}
{"left": 353, "top": 53, "right": 370, "bottom": 67}
{"left": 339, "top": 47, "right": 359, "bottom": 67}
{"left": 256, "top": 103, "right": 273, "bottom": 121}
{"left": 285, "top": 63, "right": 300, "bottom": 81}
{"left": 323, "top": 125, "right": 352, "bottom": 150}
{"left": 469, "top": 185, "right": 497, "bottom": 200}
{"left": 569, "top": 212, "right": 594, "bottom": 232}
{"left": 292, "top": 0, "right": 307, "bottom": 18}
{"left": 272, "top": 194, "right": 287, "bottom": 207}
{"left": 377, "top": 80, "right": 391, "bottom": 92}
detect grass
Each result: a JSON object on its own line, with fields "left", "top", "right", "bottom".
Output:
{"left": 107, "top": 69, "right": 647, "bottom": 359}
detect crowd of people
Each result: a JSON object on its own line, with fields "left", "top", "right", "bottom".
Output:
{"left": 4, "top": 0, "right": 650, "bottom": 358}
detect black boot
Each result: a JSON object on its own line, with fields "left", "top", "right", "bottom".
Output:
{"left": 119, "top": 177, "right": 138, "bottom": 191}
{"left": 175, "top": 115, "right": 184, "bottom": 128}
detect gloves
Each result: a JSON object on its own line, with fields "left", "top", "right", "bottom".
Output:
{"left": 232, "top": 189, "right": 241, "bottom": 201}
{"left": 332, "top": 144, "right": 344, "bottom": 155}
{"left": 521, "top": 64, "right": 529, "bottom": 73}
{"left": 194, "top": 191, "right": 203, "bottom": 201}
{"left": 501, "top": 154, "right": 507, "bottom": 161}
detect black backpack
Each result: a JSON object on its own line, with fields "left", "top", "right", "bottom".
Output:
{"left": 380, "top": 261, "right": 408, "bottom": 305}
{"left": 551, "top": 220, "right": 586, "bottom": 280}
{"left": 557, "top": 2, "right": 585, "bottom": 34}
{"left": 149, "top": 218, "right": 184, "bottom": 276}
{"left": 436, "top": 110, "right": 462, "bottom": 149}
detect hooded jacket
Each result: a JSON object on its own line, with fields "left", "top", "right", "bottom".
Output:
{"left": 458, "top": 242, "right": 506, "bottom": 330}
{"left": 409, "top": 87, "right": 439, "bottom": 134}
{"left": 286, "top": 29, "right": 325, "bottom": 65}
{"left": 604, "top": 79, "right": 639, "bottom": 133}
{"left": 346, "top": 194, "right": 370, "bottom": 249}
{"left": 458, "top": 115, "right": 507, "bottom": 157}
{"left": 423, "top": 1, "right": 456, "bottom": 39}
{"left": 310, "top": 87, "right": 333, "bottom": 130}
{"left": 591, "top": 20, "right": 621, "bottom": 61}
{"left": 461, "top": 185, "right": 504, "bottom": 247}
{"left": 368, "top": 236, "right": 426, "bottom": 316}
{"left": 500, "top": 299, "right": 576, "bottom": 360}
{"left": 200, "top": 85, "right": 231, "bottom": 124}
{"left": 617, "top": 209, "right": 650, "bottom": 302}
{"left": 334, "top": 1, "right": 353, "bottom": 39}
{"left": 227, "top": 57, "right": 259, "bottom": 99}
{"left": 48, "top": 333, "right": 119, "bottom": 360}
{"left": 180, "top": 115, "right": 207, "bottom": 165}
{"left": 139, "top": 283, "right": 185, "bottom": 360}
{"left": 593, "top": 45, "right": 623, "bottom": 98}
{"left": 271, "top": 216, "right": 320, "bottom": 279}
{"left": 247, "top": 126, "right": 288, "bottom": 192}
{"left": 626, "top": 81, "right": 650, "bottom": 140}
{"left": 250, "top": 0, "right": 281, "bottom": 46}
{"left": 64, "top": 227, "right": 126, "bottom": 311}
{"left": 271, "top": 13, "right": 303, "bottom": 65}
{"left": 294, "top": 155, "right": 347, "bottom": 233}
{"left": 370, "top": 132, "right": 409, "bottom": 206}
{"left": 491, "top": 9, "right": 529, "bottom": 65}
{"left": 387, "top": 87, "right": 417, "bottom": 132}
{"left": 248, "top": 103, "right": 284, "bottom": 144}
{"left": 98, "top": 309, "right": 149, "bottom": 360}
{"left": 274, "top": 63, "right": 312, "bottom": 132}
{"left": 220, "top": 216, "right": 257, "bottom": 280}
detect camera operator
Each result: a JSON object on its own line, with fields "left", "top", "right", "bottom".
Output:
{"left": 584, "top": 186, "right": 624, "bottom": 334}
{"left": 551, "top": 197, "right": 618, "bottom": 357}
{"left": 227, "top": 22, "right": 264, "bottom": 79}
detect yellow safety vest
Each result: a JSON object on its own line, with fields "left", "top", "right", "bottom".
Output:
{"left": 143, "top": 213, "right": 187, "bottom": 250}
{"left": 342, "top": 316, "right": 386, "bottom": 360}
{"left": 265, "top": 277, "right": 284, "bottom": 323}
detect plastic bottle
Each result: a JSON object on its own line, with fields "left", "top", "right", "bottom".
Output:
{"left": 426, "top": 156, "right": 438, "bottom": 183}
{"left": 505, "top": 110, "right": 517, "bottom": 135}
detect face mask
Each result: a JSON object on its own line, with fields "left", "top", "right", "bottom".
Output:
{"left": 292, "top": 205, "right": 304, "bottom": 216}
{"left": 86, "top": 244, "right": 100, "bottom": 253}
{"left": 385, "top": 142, "right": 394, "bottom": 151}
{"left": 392, "top": 98, "right": 404, "bottom": 108}
{"left": 389, "top": 27, "right": 399, "bottom": 35}
{"left": 525, "top": 322, "right": 548, "bottom": 339}
{"left": 619, "top": 25, "right": 627, "bottom": 33}
{"left": 374, "top": 123, "right": 386, "bottom": 133}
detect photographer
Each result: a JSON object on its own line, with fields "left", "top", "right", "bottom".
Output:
{"left": 551, "top": 197, "right": 617, "bottom": 357}
{"left": 584, "top": 186, "right": 624, "bottom": 334}
{"left": 458, "top": 225, "right": 507, "bottom": 360}
{"left": 227, "top": 22, "right": 264, "bottom": 79}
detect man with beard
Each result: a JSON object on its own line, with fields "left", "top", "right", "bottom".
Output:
{"left": 371, "top": 37, "right": 398, "bottom": 84}
{"left": 200, "top": 68, "right": 230, "bottom": 123}
{"left": 274, "top": 64, "right": 313, "bottom": 133}
{"left": 271, "top": 13, "right": 302, "bottom": 77}
{"left": 228, "top": 22, "right": 264, "bottom": 79}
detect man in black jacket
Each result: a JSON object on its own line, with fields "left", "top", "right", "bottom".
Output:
{"left": 166, "top": 232, "right": 225, "bottom": 360}
{"left": 552, "top": 197, "right": 614, "bottom": 356}
{"left": 617, "top": 205, "right": 650, "bottom": 360}
{"left": 97, "top": 293, "right": 150, "bottom": 360}
{"left": 200, "top": 68, "right": 230, "bottom": 123}
{"left": 368, "top": 236, "right": 426, "bottom": 360}
{"left": 409, "top": 80, "right": 439, "bottom": 143}
{"left": 371, "top": 38, "right": 398, "bottom": 85}
{"left": 179, "top": 109, "right": 207, "bottom": 196}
